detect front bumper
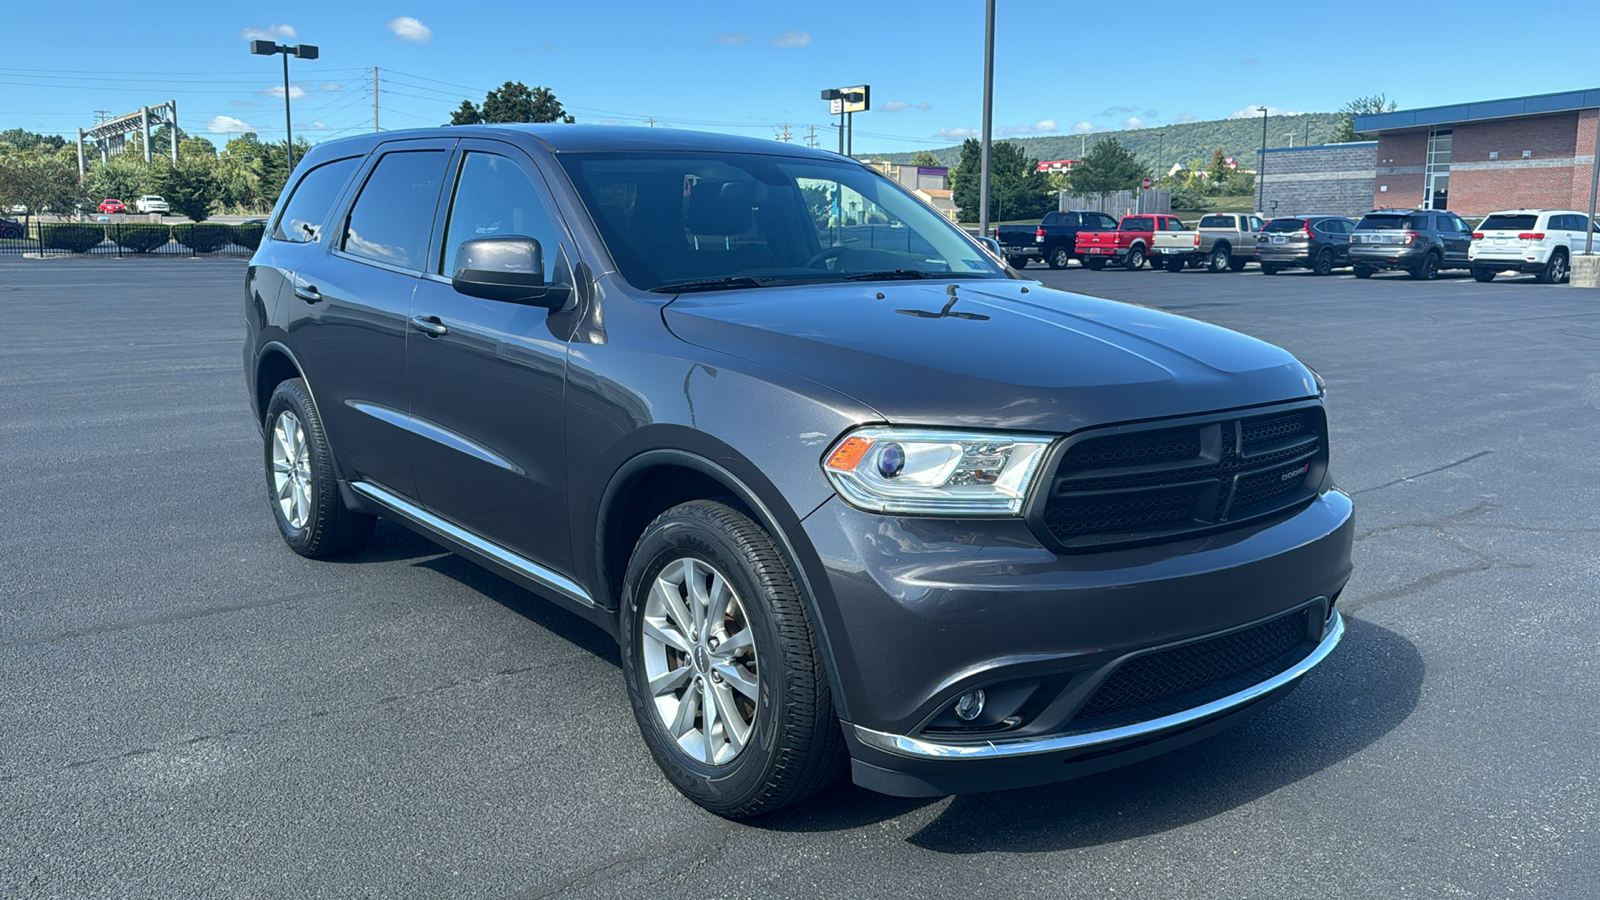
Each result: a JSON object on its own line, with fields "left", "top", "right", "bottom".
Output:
{"left": 801, "top": 488, "right": 1355, "bottom": 796}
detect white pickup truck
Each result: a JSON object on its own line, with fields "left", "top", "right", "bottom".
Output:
{"left": 1152, "top": 213, "right": 1264, "bottom": 272}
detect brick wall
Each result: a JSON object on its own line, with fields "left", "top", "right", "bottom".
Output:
{"left": 1255, "top": 143, "right": 1377, "bottom": 217}
{"left": 1575, "top": 108, "right": 1598, "bottom": 212}
{"left": 1449, "top": 112, "right": 1584, "bottom": 216}
{"left": 1374, "top": 131, "right": 1428, "bottom": 209}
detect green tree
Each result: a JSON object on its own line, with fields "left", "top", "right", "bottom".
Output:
{"left": 160, "top": 156, "right": 220, "bottom": 221}
{"left": 0, "top": 152, "right": 81, "bottom": 216}
{"left": 949, "top": 139, "right": 1053, "bottom": 223}
{"left": 0, "top": 128, "right": 67, "bottom": 155}
{"left": 85, "top": 155, "right": 149, "bottom": 206}
{"left": 450, "top": 81, "right": 575, "bottom": 125}
{"left": 909, "top": 150, "right": 942, "bottom": 168}
{"left": 1333, "top": 94, "right": 1397, "bottom": 143}
{"left": 179, "top": 137, "right": 218, "bottom": 160}
{"left": 1069, "top": 137, "right": 1150, "bottom": 196}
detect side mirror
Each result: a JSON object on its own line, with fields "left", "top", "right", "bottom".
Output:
{"left": 451, "top": 237, "right": 571, "bottom": 308}
{"left": 975, "top": 236, "right": 1004, "bottom": 260}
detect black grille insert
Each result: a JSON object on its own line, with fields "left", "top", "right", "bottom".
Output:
{"left": 1075, "top": 610, "right": 1312, "bottom": 723}
{"left": 1035, "top": 404, "right": 1325, "bottom": 550}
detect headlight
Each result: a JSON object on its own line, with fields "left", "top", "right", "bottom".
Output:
{"left": 821, "top": 427, "right": 1054, "bottom": 516}
{"left": 1306, "top": 364, "right": 1327, "bottom": 397}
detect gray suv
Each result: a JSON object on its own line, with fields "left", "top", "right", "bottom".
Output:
{"left": 243, "top": 125, "right": 1353, "bottom": 817}
{"left": 1349, "top": 209, "right": 1474, "bottom": 279}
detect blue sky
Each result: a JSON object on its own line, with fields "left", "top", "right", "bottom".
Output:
{"left": 3, "top": 1, "right": 1596, "bottom": 153}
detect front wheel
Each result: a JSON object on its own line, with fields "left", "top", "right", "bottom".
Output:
{"left": 619, "top": 500, "right": 845, "bottom": 818}
{"left": 1048, "top": 246, "right": 1073, "bottom": 269}
{"left": 1260, "top": 263, "right": 1283, "bottom": 276}
{"left": 1536, "top": 250, "right": 1568, "bottom": 284}
{"left": 1207, "top": 246, "right": 1231, "bottom": 273}
{"left": 1472, "top": 267, "right": 1497, "bottom": 283}
{"left": 262, "top": 379, "right": 375, "bottom": 558}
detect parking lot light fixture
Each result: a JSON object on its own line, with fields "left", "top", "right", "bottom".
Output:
{"left": 251, "top": 40, "right": 319, "bottom": 174}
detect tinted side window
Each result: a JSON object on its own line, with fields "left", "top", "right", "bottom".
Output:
{"left": 272, "top": 156, "right": 359, "bottom": 243}
{"left": 440, "top": 151, "right": 570, "bottom": 284}
{"left": 342, "top": 150, "right": 448, "bottom": 270}
{"left": 1042, "top": 212, "right": 1065, "bottom": 226}
{"left": 1249, "top": 216, "right": 1265, "bottom": 231}
{"left": 1551, "top": 214, "right": 1573, "bottom": 231}
{"left": 1096, "top": 214, "right": 1118, "bottom": 229}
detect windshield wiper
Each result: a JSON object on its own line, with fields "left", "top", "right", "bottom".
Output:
{"left": 650, "top": 276, "right": 772, "bottom": 294}
{"left": 841, "top": 270, "right": 933, "bottom": 281}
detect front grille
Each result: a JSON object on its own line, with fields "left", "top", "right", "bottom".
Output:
{"left": 1074, "top": 609, "right": 1312, "bottom": 723}
{"left": 1035, "top": 404, "right": 1325, "bottom": 550}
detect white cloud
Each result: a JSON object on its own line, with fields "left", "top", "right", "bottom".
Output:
{"left": 771, "top": 30, "right": 810, "bottom": 47}
{"left": 260, "top": 84, "right": 307, "bottom": 100}
{"left": 241, "top": 24, "right": 296, "bottom": 41}
{"left": 1122, "top": 116, "right": 1145, "bottom": 129}
{"left": 714, "top": 33, "right": 750, "bottom": 45}
{"left": 388, "top": 16, "right": 432, "bottom": 43}
{"left": 936, "top": 127, "right": 981, "bottom": 142}
{"left": 308, "top": 121, "right": 328, "bottom": 130}
{"left": 882, "top": 101, "right": 911, "bottom": 112}
{"left": 1072, "top": 121, "right": 1097, "bottom": 134}
{"left": 317, "top": 83, "right": 343, "bottom": 93}
{"left": 996, "top": 119, "right": 1058, "bottom": 137}
{"left": 1175, "top": 112, "right": 1196, "bottom": 123}
{"left": 1230, "top": 106, "right": 1303, "bottom": 118}
{"left": 207, "top": 116, "right": 255, "bottom": 134}
{"left": 916, "top": 102, "right": 930, "bottom": 112}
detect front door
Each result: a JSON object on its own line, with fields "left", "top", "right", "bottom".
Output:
{"left": 407, "top": 140, "right": 579, "bottom": 572}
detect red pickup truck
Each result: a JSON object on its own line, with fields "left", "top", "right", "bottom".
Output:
{"left": 1075, "top": 214, "right": 1188, "bottom": 271}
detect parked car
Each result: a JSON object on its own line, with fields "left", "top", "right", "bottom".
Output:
{"left": 98, "top": 199, "right": 127, "bottom": 214}
{"left": 1348, "top": 209, "right": 1473, "bottom": 279}
{"left": 1075, "top": 214, "right": 1187, "bottom": 270}
{"left": 1256, "top": 216, "right": 1356, "bottom": 275}
{"left": 994, "top": 210, "right": 1120, "bottom": 269}
{"left": 1155, "top": 213, "right": 1264, "bottom": 272}
{"left": 1469, "top": 209, "right": 1596, "bottom": 284}
{"left": 245, "top": 125, "right": 1351, "bottom": 818}
{"left": 0, "top": 216, "right": 24, "bottom": 239}
{"left": 136, "top": 195, "right": 171, "bottom": 215}
{"left": 7, "top": 204, "right": 28, "bottom": 215}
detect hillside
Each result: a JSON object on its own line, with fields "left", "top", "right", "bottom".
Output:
{"left": 867, "top": 112, "right": 1349, "bottom": 172}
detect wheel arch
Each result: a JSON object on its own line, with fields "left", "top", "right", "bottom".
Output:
{"left": 253, "top": 341, "right": 306, "bottom": 428}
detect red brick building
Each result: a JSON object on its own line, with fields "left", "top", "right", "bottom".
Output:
{"left": 1354, "top": 89, "right": 1599, "bottom": 217}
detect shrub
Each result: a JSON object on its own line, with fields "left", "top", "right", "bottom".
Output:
{"left": 173, "top": 223, "right": 233, "bottom": 253}
{"left": 114, "top": 223, "right": 173, "bottom": 254}
{"left": 231, "top": 222, "right": 266, "bottom": 250}
{"left": 41, "top": 224, "right": 106, "bottom": 253}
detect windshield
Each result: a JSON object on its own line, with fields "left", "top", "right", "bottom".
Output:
{"left": 557, "top": 152, "right": 1005, "bottom": 291}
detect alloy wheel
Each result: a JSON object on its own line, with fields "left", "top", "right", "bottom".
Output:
{"left": 270, "top": 411, "right": 313, "bottom": 530}
{"left": 641, "top": 557, "right": 760, "bottom": 766}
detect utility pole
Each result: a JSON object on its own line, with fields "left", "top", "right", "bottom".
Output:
{"left": 774, "top": 124, "right": 792, "bottom": 142}
{"left": 1258, "top": 106, "right": 1268, "bottom": 214}
{"left": 372, "top": 67, "right": 380, "bottom": 132}
{"left": 1156, "top": 132, "right": 1165, "bottom": 183}
{"left": 805, "top": 125, "right": 818, "bottom": 148}
{"left": 93, "top": 110, "right": 112, "bottom": 124}
{"left": 645, "top": 117, "right": 655, "bottom": 128}
{"left": 978, "top": 0, "right": 996, "bottom": 237}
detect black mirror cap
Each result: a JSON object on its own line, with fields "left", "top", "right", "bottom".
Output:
{"left": 451, "top": 237, "right": 570, "bottom": 308}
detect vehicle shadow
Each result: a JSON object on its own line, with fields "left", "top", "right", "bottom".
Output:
{"left": 753, "top": 615, "right": 1421, "bottom": 850}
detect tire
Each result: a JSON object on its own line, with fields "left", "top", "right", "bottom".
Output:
{"left": 1007, "top": 256, "right": 1029, "bottom": 269}
{"left": 263, "top": 379, "right": 375, "bottom": 558}
{"left": 1229, "top": 256, "right": 1249, "bottom": 271}
{"left": 1471, "top": 268, "right": 1497, "bottom": 283}
{"left": 1260, "top": 263, "right": 1283, "bottom": 276}
{"left": 1536, "top": 249, "right": 1568, "bottom": 284}
{"left": 1207, "top": 245, "right": 1230, "bottom": 273}
{"left": 1084, "top": 257, "right": 1106, "bottom": 270}
{"left": 1165, "top": 255, "right": 1185, "bottom": 272}
{"left": 619, "top": 500, "right": 845, "bottom": 818}
{"left": 1312, "top": 248, "right": 1335, "bottom": 276}
{"left": 1048, "top": 246, "right": 1073, "bottom": 269}
{"left": 1124, "top": 245, "right": 1146, "bottom": 271}
{"left": 1353, "top": 266, "right": 1374, "bottom": 279}
{"left": 1409, "top": 252, "right": 1441, "bottom": 280}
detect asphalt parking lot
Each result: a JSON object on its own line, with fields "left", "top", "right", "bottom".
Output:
{"left": 2, "top": 256, "right": 1597, "bottom": 899}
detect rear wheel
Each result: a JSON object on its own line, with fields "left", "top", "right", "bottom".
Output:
{"left": 1048, "top": 246, "right": 1073, "bottom": 269}
{"left": 1124, "top": 246, "right": 1146, "bottom": 271}
{"left": 1007, "top": 256, "right": 1029, "bottom": 269}
{"left": 1409, "top": 252, "right": 1441, "bottom": 280}
{"left": 619, "top": 500, "right": 845, "bottom": 818}
{"left": 1312, "top": 248, "right": 1335, "bottom": 276}
{"left": 1353, "top": 265, "right": 1375, "bottom": 279}
{"left": 262, "top": 379, "right": 375, "bottom": 559}
{"left": 1536, "top": 249, "right": 1568, "bottom": 284}
{"left": 1207, "top": 245, "right": 1231, "bottom": 273}
{"left": 1084, "top": 257, "right": 1106, "bottom": 271}
{"left": 1472, "top": 267, "right": 1497, "bottom": 283}
{"left": 1260, "top": 263, "right": 1283, "bottom": 276}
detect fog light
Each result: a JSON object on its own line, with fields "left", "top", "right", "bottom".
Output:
{"left": 953, "top": 689, "right": 986, "bottom": 721}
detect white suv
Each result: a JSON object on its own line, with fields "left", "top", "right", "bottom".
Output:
{"left": 1469, "top": 209, "right": 1596, "bottom": 284}
{"left": 136, "top": 195, "right": 171, "bottom": 215}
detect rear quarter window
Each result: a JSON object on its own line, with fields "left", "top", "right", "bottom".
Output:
{"left": 272, "top": 157, "right": 361, "bottom": 243}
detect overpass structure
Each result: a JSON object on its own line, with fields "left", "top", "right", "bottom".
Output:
{"left": 76, "top": 101, "right": 178, "bottom": 177}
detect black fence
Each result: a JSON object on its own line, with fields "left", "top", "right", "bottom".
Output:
{"left": 0, "top": 221, "right": 264, "bottom": 258}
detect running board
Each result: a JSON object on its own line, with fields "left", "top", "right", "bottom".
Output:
{"left": 350, "top": 480, "right": 598, "bottom": 610}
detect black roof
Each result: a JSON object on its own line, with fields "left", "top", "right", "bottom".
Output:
{"left": 299, "top": 124, "right": 847, "bottom": 162}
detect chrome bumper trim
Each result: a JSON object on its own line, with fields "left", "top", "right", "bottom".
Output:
{"left": 853, "top": 609, "right": 1344, "bottom": 761}
{"left": 351, "top": 480, "right": 596, "bottom": 608}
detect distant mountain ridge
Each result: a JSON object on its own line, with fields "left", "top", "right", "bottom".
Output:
{"left": 867, "top": 112, "right": 1349, "bottom": 171}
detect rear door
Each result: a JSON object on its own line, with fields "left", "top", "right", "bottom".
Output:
{"left": 1441, "top": 213, "right": 1473, "bottom": 264}
{"left": 406, "top": 139, "right": 581, "bottom": 571}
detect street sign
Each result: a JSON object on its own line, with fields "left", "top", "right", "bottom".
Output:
{"left": 841, "top": 86, "right": 869, "bottom": 113}
{"left": 1141, "top": 177, "right": 1152, "bottom": 190}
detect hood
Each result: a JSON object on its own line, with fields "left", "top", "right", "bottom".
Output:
{"left": 662, "top": 280, "right": 1318, "bottom": 433}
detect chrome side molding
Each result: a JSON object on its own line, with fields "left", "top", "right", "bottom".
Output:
{"left": 854, "top": 609, "right": 1345, "bottom": 761}
{"left": 350, "top": 480, "right": 596, "bottom": 609}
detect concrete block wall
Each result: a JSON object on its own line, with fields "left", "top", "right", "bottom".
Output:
{"left": 1255, "top": 143, "right": 1377, "bottom": 217}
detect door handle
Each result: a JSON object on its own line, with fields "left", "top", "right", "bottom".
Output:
{"left": 410, "top": 315, "right": 449, "bottom": 336}
{"left": 292, "top": 275, "right": 322, "bottom": 303}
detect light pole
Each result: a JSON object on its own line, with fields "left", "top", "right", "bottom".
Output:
{"left": 1284, "top": 131, "right": 1296, "bottom": 148}
{"left": 251, "top": 39, "right": 319, "bottom": 174}
{"left": 1156, "top": 132, "right": 1165, "bottom": 184}
{"left": 1258, "top": 106, "right": 1268, "bottom": 214}
{"left": 978, "top": 0, "right": 996, "bottom": 236}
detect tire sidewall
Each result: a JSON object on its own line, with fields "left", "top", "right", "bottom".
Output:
{"left": 263, "top": 380, "right": 340, "bottom": 556}
{"left": 1051, "top": 247, "right": 1071, "bottom": 269}
{"left": 1210, "top": 247, "right": 1229, "bottom": 272}
{"left": 618, "top": 507, "right": 795, "bottom": 811}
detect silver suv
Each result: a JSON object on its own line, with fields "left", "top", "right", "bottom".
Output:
{"left": 1349, "top": 209, "right": 1474, "bottom": 280}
